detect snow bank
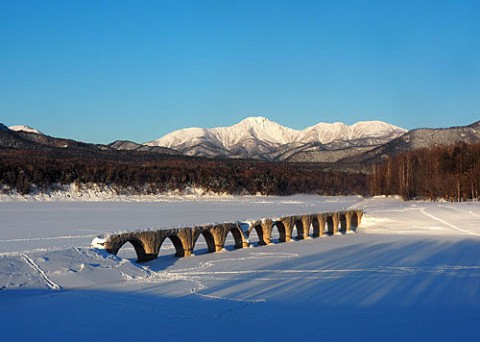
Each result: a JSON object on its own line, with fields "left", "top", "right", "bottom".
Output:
{"left": 0, "top": 183, "right": 239, "bottom": 202}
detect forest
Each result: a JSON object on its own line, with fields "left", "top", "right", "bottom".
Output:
{"left": 0, "top": 147, "right": 368, "bottom": 196}
{"left": 371, "top": 142, "right": 480, "bottom": 201}
{"left": 1, "top": 141, "right": 479, "bottom": 201}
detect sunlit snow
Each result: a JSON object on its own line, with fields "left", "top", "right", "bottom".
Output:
{"left": 146, "top": 116, "right": 406, "bottom": 148}
{"left": 1, "top": 196, "right": 479, "bottom": 341}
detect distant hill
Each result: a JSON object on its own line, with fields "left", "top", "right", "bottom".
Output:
{"left": 338, "top": 120, "right": 480, "bottom": 168}
{"left": 0, "top": 124, "right": 180, "bottom": 157}
{"left": 108, "top": 140, "right": 182, "bottom": 156}
{"left": 3, "top": 119, "right": 480, "bottom": 169}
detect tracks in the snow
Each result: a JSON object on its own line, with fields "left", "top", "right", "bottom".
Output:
{"left": 420, "top": 208, "right": 480, "bottom": 237}
{"left": 21, "top": 254, "right": 61, "bottom": 290}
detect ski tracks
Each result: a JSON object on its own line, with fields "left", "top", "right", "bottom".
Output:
{"left": 21, "top": 254, "right": 61, "bottom": 290}
{"left": 420, "top": 208, "right": 480, "bottom": 237}
{"left": 0, "top": 234, "right": 94, "bottom": 243}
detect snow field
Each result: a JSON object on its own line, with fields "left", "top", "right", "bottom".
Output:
{"left": 0, "top": 196, "right": 479, "bottom": 341}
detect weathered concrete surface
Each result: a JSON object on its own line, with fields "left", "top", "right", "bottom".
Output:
{"left": 102, "top": 210, "right": 363, "bottom": 262}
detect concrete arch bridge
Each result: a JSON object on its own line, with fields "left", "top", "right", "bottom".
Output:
{"left": 97, "top": 210, "right": 363, "bottom": 262}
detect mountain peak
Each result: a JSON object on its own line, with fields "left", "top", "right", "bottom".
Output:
{"left": 9, "top": 125, "right": 43, "bottom": 135}
{"left": 240, "top": 116, "right": 270, "bottom": 125}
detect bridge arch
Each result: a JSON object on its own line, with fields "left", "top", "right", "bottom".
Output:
{"left": 326, "top": 215, "right": 335, "bottom": 235}
{"left": 226, "top": 226, "right": 246, "bottom": 249}
{"left": 312, "top": 215, "right": 325, "bottom": 237}
{"left": 114, "top": 238, "right": 151, "bottom": 262}
{"left": 271, "top": 222, "right": 286, "bottom": 242}
{"left": 351, "top": 213, "right": 358, "bottom": 229}
{"left": 160, "top": 235, "right": 187, "bottom": 257}
{"left": 276, "top": 216, "right": 295, "bottom": 241}
{"left": 248, "top": 224, "right": 267, "bottom": 246}
{"left": 294, "top": 219, "right": 305, "bottom": 239}
{"left": 193, "top": 230, "right": 217, "bottom": 254}
{"left": 351, "top": 211, "right": 361, "bottom": 230}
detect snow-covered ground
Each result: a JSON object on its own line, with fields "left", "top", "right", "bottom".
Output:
{"left": 1, "top": 196, "right": 479, "bottom": 341}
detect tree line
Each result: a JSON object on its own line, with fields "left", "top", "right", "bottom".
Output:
{"left": 371, "top": 142, "right": 480, "bottom": 201}
{"left": 3, "top": 141, "right": 479, "bottom": 201}
{"left": 0, "top": 148, "right": 368, "bottom": 196}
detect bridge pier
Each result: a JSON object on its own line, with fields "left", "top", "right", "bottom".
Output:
{"left": 339, "top": 213, "right": 348, "bottom": 233}
{"left": 301, "top": 215, "right": 312, "bottom": 238}
{"left": 345, "top": 211, "right": 358, "bottom": 233}
{"left": 294, "top": 217, "right": 305, "bottom": 239}
{"left": 261, "top": 219, "right": 273, "bottom": 245}
{"left": 326, "top": 213, "right": 340, "bottom": 235}
{"left": 312, "top": 214, "right": 326, "bottom": 237}
{"left": 278, "top": 216, "right": 295, "bottom": 241}
{"left": 272, "top": 221, "right": 288, "bottom": 242}
{"left": 354, "top": 210, "right": 363, "bottom": 229}
{"left": 249, "top": 222, "right": 267, "bottom": 245}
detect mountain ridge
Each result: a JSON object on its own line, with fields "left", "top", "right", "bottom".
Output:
{"left": 146, "top": 116, "right": 407, "bottom": 161}
{"left": 4, "top": 118, "right": 480, "bottom": 166}
{"left": 337, "top": 122, "right": 480, "bottom": 170}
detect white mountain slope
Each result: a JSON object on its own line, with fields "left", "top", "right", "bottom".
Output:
{"left": 150, "top": 117, "right": 297, "bottom": 147}
{"left": 300, "top": 121, "right": 406, "bottom": 144}
{"left": 9, "top": 125, "right": 44, "bottom": 135}
{"left": 146, "top": 116, "right": 406, "bottom": 160}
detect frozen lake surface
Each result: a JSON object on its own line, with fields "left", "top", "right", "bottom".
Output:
{"left": 0, "top": 195, "right": 361, "bottom": 254}
{"left": 1, "top": 196, "right": 479, "bottom": 341}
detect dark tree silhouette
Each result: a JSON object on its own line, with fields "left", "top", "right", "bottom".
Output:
{"left": 0, "top": 147, "right": 368, "bottom": 196}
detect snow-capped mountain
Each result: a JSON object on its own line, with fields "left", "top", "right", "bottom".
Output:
{"left": 299, "top": 121, "right": 406, "bottom": 144}
{"left": 151, "top": 117, "right": 297, "bottom": 148}
{"left": 9, "top": 125, "right": 43, "bottom": 135}
{"left": 146, "top": 116, "right": 407, "bottom": 161}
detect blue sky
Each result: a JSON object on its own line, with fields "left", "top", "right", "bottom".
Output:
{"left": 1, "top": 0, "right": 479, "bottom": 143}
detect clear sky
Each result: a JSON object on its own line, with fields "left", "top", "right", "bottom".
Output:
{"left": 1, "top": 0, "right": 479, "bottom": 143}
